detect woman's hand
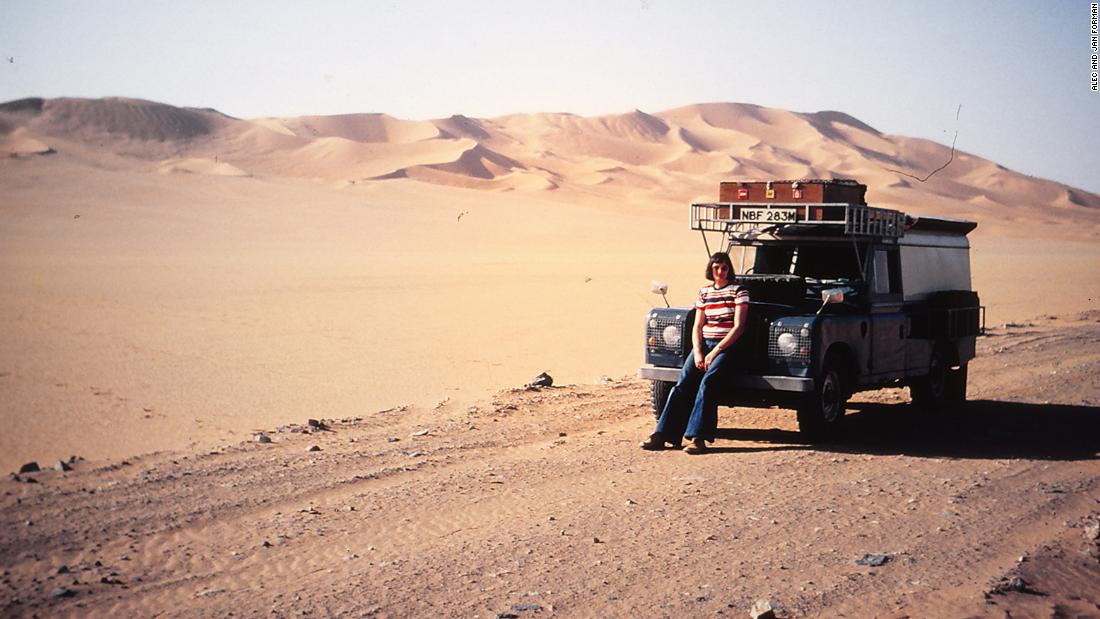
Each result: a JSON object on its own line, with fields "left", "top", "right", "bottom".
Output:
{"left": 693, "top": 349, "right": 706, "bottom": 370}
{"left": 703, "top": 347, "right": 721, "bottom": 370}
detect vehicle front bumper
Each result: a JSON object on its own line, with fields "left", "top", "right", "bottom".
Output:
{"left": 637, "top": 365, "right": 814, "bottom": 393}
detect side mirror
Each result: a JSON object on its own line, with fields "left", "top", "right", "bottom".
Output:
{"left": 820, "top": 288, "right": 846, "bottom": 304}
{"left": 817, "top": 287, "right": 851, "bottom": 315}
{"left": 650, "top": 280, "right": 670, "bottom": 308}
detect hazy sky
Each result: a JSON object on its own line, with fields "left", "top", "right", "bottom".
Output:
{"left": 3, "top": 0, "right": 1098, "bottom": 193}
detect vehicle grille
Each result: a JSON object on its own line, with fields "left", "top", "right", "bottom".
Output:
{"left": 645, "top": 309, "right": 693, "bottom": 368}
{"left": 647, "top": 314, "right": 686, "bottom": 355}
{"left": 768, "top": 323, "right": 811, "bottom": 361}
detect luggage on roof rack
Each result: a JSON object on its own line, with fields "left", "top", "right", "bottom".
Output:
{"left": 718, "top": 179, "right": 866, "bottom": 204}
{"left": 690, "top": 202, "right": 906, "bottom": 239}
{"left": 696, "top": 178, "right": 902, "bottom": 239}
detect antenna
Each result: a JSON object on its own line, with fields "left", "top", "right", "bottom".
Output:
{"left": 886, "top": 104, "right": 961, "bottom": 182}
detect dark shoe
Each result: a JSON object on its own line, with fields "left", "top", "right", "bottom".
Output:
{"left": 640, "top": 433, "right": 673, "bottom": 450}
{"left": 683, "top": 438, "right": 708, "bottom": 455}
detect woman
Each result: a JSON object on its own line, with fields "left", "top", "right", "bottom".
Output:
{"left": 641, "top": 251, "right": 750, "bottom": 454}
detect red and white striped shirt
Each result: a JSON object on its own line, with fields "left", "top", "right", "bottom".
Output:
{"left": 695, "top": 283, "right": 749, "bottom": 340}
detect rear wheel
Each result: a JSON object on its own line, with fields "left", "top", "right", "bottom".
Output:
{"left": 911, "top": 347, "right": 966, "bottom": 412}
{"left": 911, "top": 347, "right": 947, "bottom": 409}
{"left": 651, "top": 380, "right": 674, "bottom": 419}
{"left": 797, "top": 356, "right": 847, "bottom": 439}
{"left": 945, "top": 362, "right": 968, "bottom": 408}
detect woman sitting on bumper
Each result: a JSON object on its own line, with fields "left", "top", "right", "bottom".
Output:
{"left": 641, "top": 252, "right": 749, "bottom": 454}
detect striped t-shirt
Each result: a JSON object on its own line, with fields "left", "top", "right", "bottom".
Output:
{"left": 696, "top": 283, "right": 750, "bottom": 340}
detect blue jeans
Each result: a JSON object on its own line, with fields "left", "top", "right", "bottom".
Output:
{"left": 654, "top": 339, "right": 731, "bottom": 444}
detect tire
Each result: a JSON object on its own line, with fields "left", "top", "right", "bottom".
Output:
{"left": 911, "top": 347, "right": 966, "bottom": 412}
{"left": 797, "top": 356, "right": 847, "bottom": 439}
{"left": 945, "top": 362, "right": 968, "bottom": 409}
{"left": 911, "top": 347, "right": 947, "bottom": 410}
{"left": 651, "top": 380, "right": 674, "bottom": 419}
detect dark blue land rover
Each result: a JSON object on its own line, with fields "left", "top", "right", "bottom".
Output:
{"left": 639, "top": 180, "right": 982, "bottom": 437}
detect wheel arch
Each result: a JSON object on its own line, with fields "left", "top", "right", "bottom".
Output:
{"left": 935, "top": 339, "right": 962, "bottom": 368}
{"left": 822, "top": 342, "right": 857, "bottom": 387}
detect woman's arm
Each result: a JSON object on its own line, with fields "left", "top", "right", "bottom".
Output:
{"left": 704, "top": 301, "right": 748, "bottom": 369}
{"left": 692, "top": 307, "right": 706, "bottom": 369}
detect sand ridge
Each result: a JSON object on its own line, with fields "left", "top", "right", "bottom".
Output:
{"left": 2, "top": 96, "right": 1098, "bottom": 238}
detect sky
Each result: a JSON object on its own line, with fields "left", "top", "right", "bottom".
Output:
{"left": 3, "top": 0, "right": 1098, "bottom": 193}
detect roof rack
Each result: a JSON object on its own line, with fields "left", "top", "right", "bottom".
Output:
{"left": 690, "top": 202, "right": 906, "bottom": 239}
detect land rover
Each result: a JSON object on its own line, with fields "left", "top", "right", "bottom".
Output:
{"left": 639, "top": 179, "right": 983, "bottom": 437}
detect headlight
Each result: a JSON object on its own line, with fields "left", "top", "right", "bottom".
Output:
{"left": 662, "top": 325, "right": 682, "bottom": 349}
{"left": 769, "top": 320, "right": 812, "bottom": 362}
{"left": 776, "top": 332, "right": 798, "bottom": 356}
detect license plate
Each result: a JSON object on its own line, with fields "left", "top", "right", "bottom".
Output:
{"left": 739, "top": 207, "right": 798, "bottom": 223}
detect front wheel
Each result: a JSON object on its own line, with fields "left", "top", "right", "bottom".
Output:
{"left": 650, "top": 380, "right": 673, "bottom": 419}
{"left": 797, "top": 358, "right": 847, "bottom": 439}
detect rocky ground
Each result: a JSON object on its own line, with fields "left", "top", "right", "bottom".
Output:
{"left": 2, "top": 311, "right": 1099, "bottom": 618}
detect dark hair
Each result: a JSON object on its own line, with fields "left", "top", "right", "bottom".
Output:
{"left": 704, "top": 252, "right": 735, "bottom": 281}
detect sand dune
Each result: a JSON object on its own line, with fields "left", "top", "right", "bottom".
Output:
{"left": 158, "top": 157, "right": 249, "bottom": 177}
{"left": 420, "top": 143, "right": 526, "bottom": 180}
{"left": 2, "top": 96, "right": 1096, "bottom": 238}
{"left": 280, "top": 113, "right": 441, "bottom": 143}
{"left": 658, "top": 150, "right": 739, "bottom": 176}
{"left": 433, "top": 114, "right": 494, "bottom": 141}
{"left": 277, "top": 135, "right": 478, "bottom": 180}
{"left": 572, "top": 108, "right": 672, "bottom": 142}
{"left": 0, "top": 127, "right": 52, "bottom": 156}
{"left": 660, "top": 102, "right": 820, "bottom": 152}
{"left": 15, "top": 97, "right": 230, "bottom": 142}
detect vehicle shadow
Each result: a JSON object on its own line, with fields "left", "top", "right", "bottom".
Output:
{"left": 716, "top": 400, "right": 1100, "bottom": 461}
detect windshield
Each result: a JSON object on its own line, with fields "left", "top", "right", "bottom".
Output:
{"left": 751, "top": 244, "right": 864, "bottom": 280}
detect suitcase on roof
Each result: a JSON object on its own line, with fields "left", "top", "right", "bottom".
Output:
{"left": 718, "top": 179, "right": 867, "bottom": 204}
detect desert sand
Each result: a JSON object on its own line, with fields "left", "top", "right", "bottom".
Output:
{"left": 1, "top": 97, "right": 1099, "bottom": 617}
